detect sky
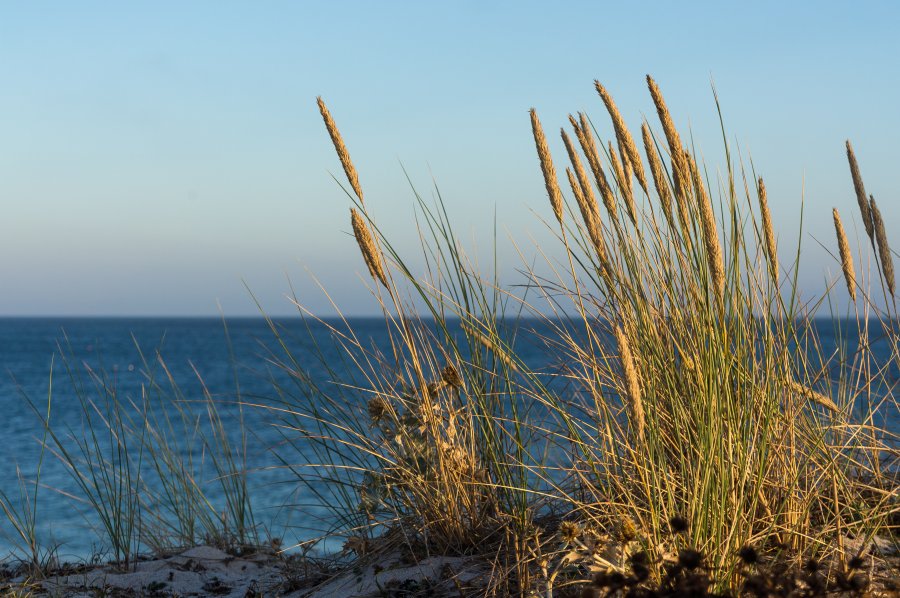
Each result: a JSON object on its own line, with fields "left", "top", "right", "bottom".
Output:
{"left": 0, "top": 1, "right": 898, "bottom": 316}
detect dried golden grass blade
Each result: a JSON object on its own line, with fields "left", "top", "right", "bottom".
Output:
{"left": 350, "top": 208, "right": 388, "bottom": 288}
{"left": 530, "top": 109, "right": 564, "bottom": 225}
{"left": 757, "top": 177, "right": 778, "bottom": 281}
{"left": 317, "top": 97, "right": 364, "bottom": 204}
{"left": 595, "top": 80, "right": 649, "bottom": 194}
{"left": 832, "top": 208, "right": 856, "bottom": 301}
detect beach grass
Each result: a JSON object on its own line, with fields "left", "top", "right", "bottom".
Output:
{"left": 1, "top": 75, "right": 898, "bottom": 596}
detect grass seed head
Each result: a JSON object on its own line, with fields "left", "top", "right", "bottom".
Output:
{"left": 642, "top": 121, "right": 673, "bottom": 226}
{"left": 785, "top": 378, "right": 840, "bottom": 413}
{"left": 350, "top": 208, "right": 388, "bottom": 288}
{"left": 317, "top": 97, "right": 364, "bottom": 204}
{"left": 870, "top": 195, "right": 895, "bottom": 296}
{"left": 608, "top": 141, "right": 637, "bottom": 225}
{"left": 833, "top": 208, "right": 857, "bottom": 301}
{"left": 595, "top": 80, "right": 649, "bottom": 195}
{"left": 561, "top": 128, "right": 600, "bottom": 222}
{"left": 576, "top": 112, "right": 618, "bottom": 221}
{"left": 757, "top": 177, "right": 778, "bottom": 281}
{"left": 614, "top": 324, "right": 644, "bottom": 443}
{"left": 690, "top": 151, "right": 725, "bottom": 300}
{"left": 567, "top": 168, "right": 608, "bottom": 266}
{"left": 846, "top": 140, "right": 873, "bottom": 241}
{"left": 530, "top": 108, "right": 564, "bottom": 226}
{"left": 646, "top": 75, "right": 689, "bottom": 204}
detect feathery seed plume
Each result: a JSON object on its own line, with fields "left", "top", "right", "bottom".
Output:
{"left": 575, "top": 112, "right": 617, "bottom": 220}
{"left": 566, "top": 168, "right": 608, "bottom": 264}
{"left": 462, "top": 322, "right": 518, "bottom": 372}
{"left": 757, "top": 177, "right": 778, "bottom": 281}
{"left": 608, "top": 141, "right": 636, "bottom": 224}
{"left": 530, "top": 109, "right": 564, "bottom": 225}
{"left": 785, "top": 378, "right": 839, "bottom": 413}
{"left": 317, "top": 97, "right": 364, "bottom": 204}
{"left": 690, "top": 152, "right": 725, "bottom": 299}
{"left": 595, "top": 80, "right": 649, "bottom": 194}
{"left": 350, "top": 208, "right": 388, "bottom": 288}
{"left": 617, "top": 136, "right": 636, "bottom": 205}
{"left": 614, "top": 324, "right": 645, "bottom": 443}
{"left": 846, "top": 141, "right": 873, "bottom": 241}
{"left": 646, "top": 76, "right": 690, "bottom": 205}
{"left": 560, "top": 129, "right": 600, "bottom": 224}
{"left": 870, "top": 195, "right": 895, "bottom": 296}
{"left": 832, "top": 208, "right": 856, "bottom": 301}
{"left": 641, "top": 122, "right": 674, "bottom": 226}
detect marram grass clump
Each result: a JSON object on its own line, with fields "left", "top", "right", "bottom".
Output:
{"left": 277, "top": 79, "right": 900, "bottom": 596}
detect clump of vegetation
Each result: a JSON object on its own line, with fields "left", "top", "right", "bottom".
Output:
{"left": 281, "top": 75, "right": 899, "bottom": 595}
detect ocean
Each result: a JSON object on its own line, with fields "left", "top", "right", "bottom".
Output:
{"left": 0, "top": 316, "right": 896, "bottom": 562}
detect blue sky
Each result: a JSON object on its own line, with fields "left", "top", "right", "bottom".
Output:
{"left": 0, "top": 1, "right": 897, "bottom": 316}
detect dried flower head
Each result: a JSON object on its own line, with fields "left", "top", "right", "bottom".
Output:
{"left": 530, "top": 108, "right": 564, "bottom": 225}
{"left": 350, "top": 208, "right": 388, "bottom": 288}
{"left": 833, "top": 208, "right": 857, "bottom": 301}
{"left": 559, "top": 520, "right": 582, "bottom": 544}
{"left": 368, "top": 395, "right": 391, "bottom": 424}
{"left": 441, "top": 365, "right": 463, "bottom": 389}
{"left": 317, "top": 97, "right": 364, "bottom": 204}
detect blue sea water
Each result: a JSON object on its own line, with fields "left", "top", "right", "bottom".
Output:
{"left": 0, "top": 317, "right": 897, "bottom": 562}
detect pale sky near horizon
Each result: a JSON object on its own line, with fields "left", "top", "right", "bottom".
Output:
{"left": 0, "top": 1, "right": 898, "bottom": 316}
